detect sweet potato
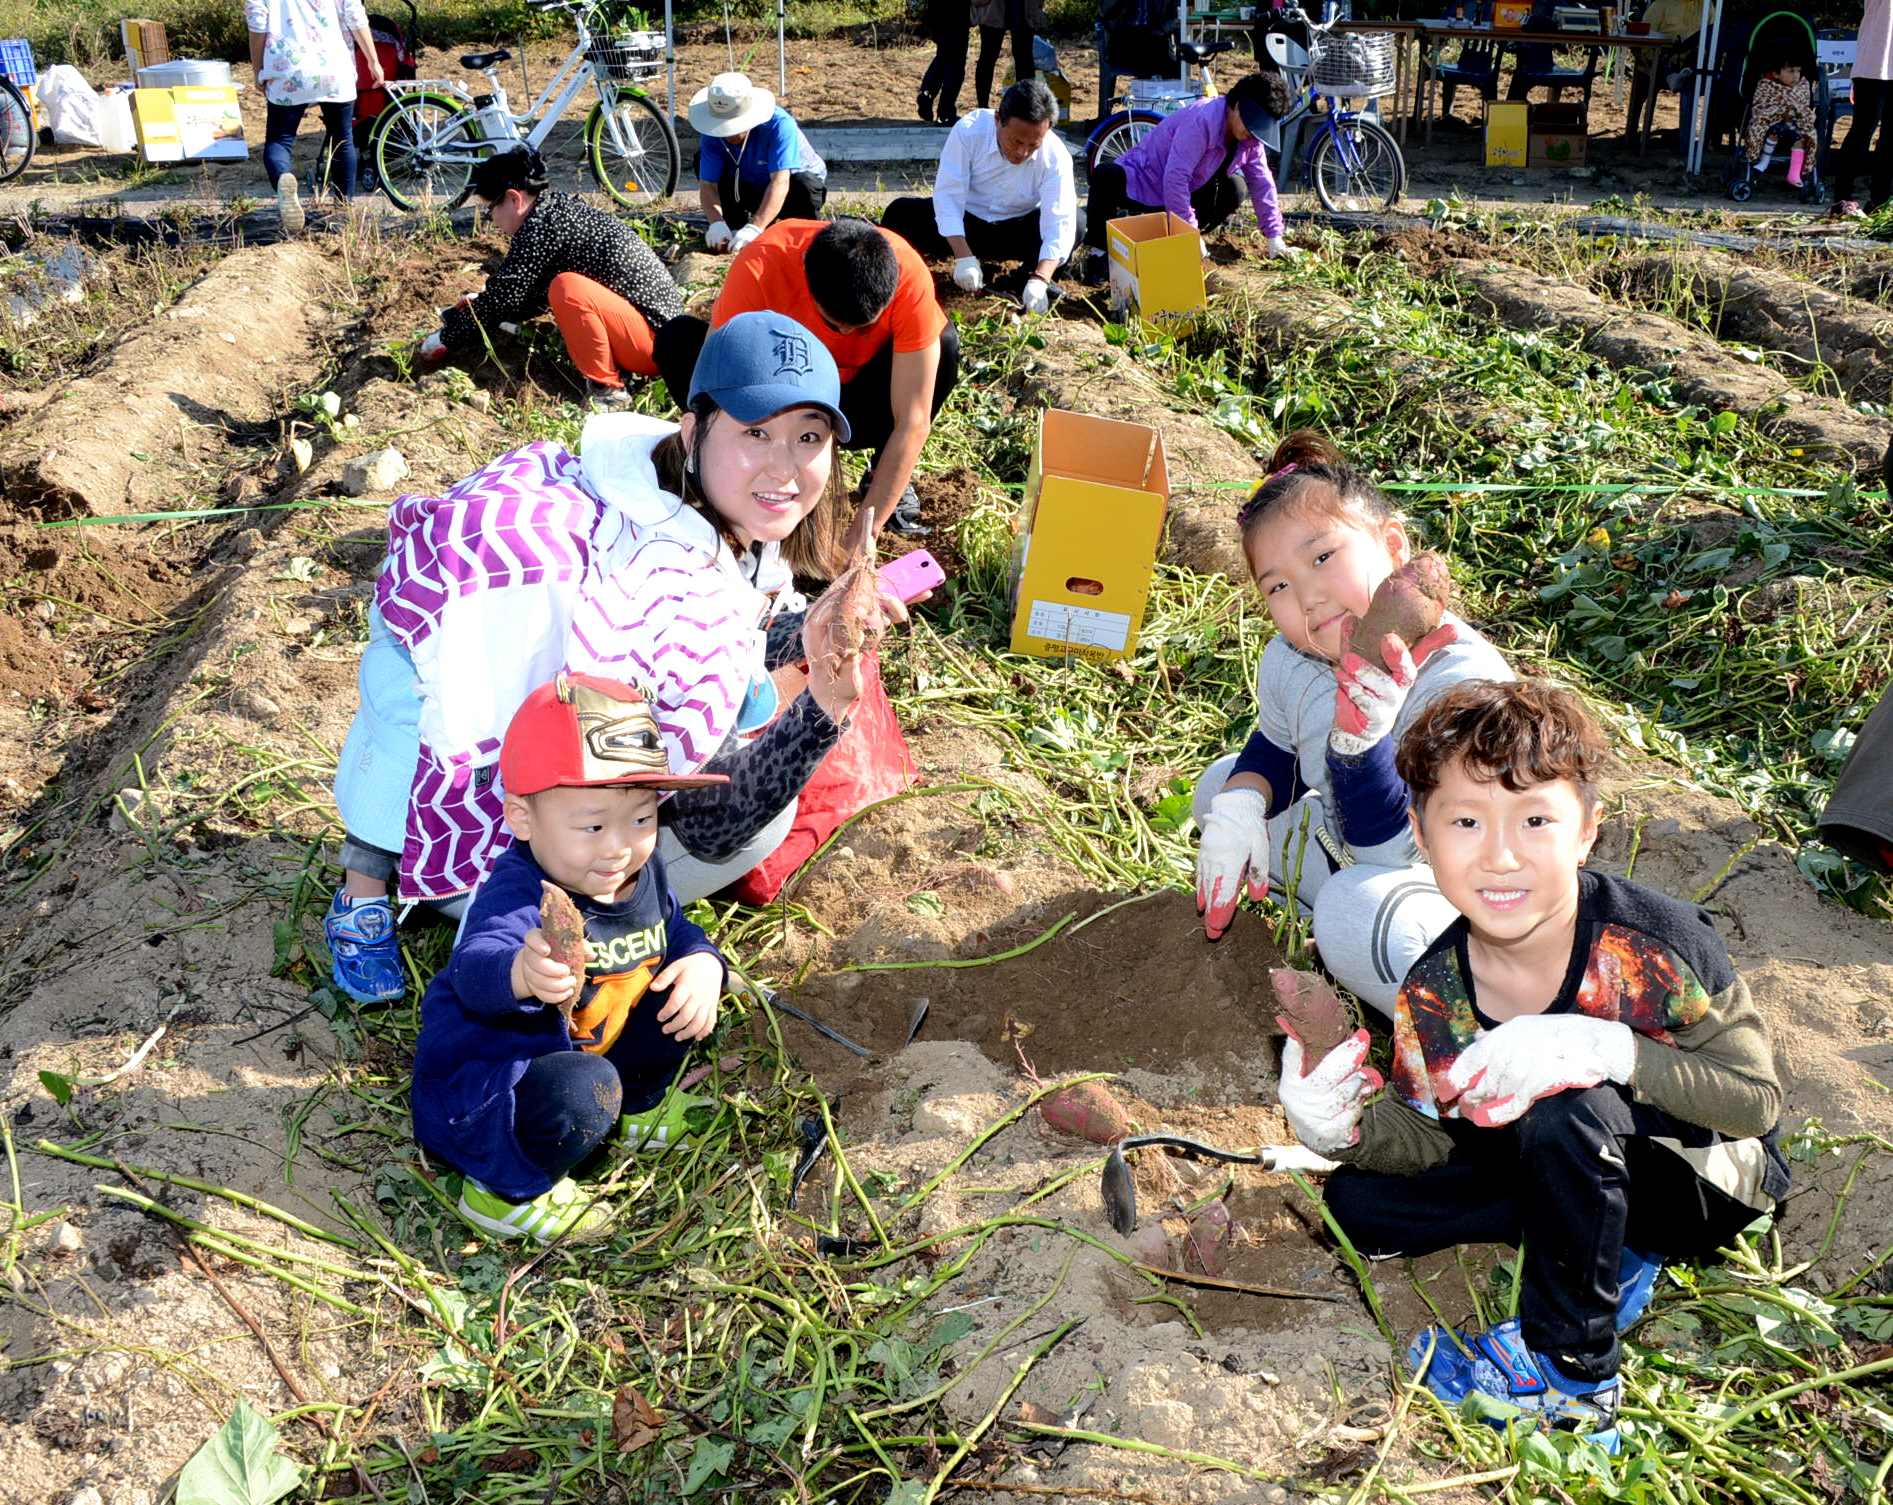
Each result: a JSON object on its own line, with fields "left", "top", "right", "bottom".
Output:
{"left": 1127, "top": 1222, "right": 1172, "bottom": 1267}
{"left": 1342, "top": 551, "right": 1452, "bottom": 672}
{"left": 1038, "top": 1080, "right": 1131, "bottom": 1143}
{"left": 1181, "top": 1200, "right": 1232, "bottom": 1277}
{"left": 539, "top": 880, "right": 589, "bottom": 1034}
{"left": 1270, "top": 967, "right": 1355, "bottom": 1076}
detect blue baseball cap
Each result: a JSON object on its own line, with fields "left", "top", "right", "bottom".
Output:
{"left": 688, "top": 311, "right": 851, "bottom": 443}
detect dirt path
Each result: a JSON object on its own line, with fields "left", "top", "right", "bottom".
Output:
{"left": 0, "top": 202, "right": 1889, "bottom": 1503}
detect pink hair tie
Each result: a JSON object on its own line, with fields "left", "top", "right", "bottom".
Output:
{"left": 1268, "top": 461, "right": 1299, "bottom": 482}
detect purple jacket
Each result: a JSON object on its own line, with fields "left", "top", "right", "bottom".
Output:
{"left": 1117, "top": 95, "right": 1284, "bottom": 239}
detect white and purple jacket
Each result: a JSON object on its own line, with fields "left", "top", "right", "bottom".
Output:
{"left": 375, "top": 414, "right": 787, "bottom": 901}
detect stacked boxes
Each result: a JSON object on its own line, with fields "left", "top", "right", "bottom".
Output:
{"left": 130, "top": 86, "right": 247, "bottom": 161}
{"left": 1105, "top": 211, "right": 1206, "bottom": 334}
{"left": 0, "top": 39, "right": 36, "bottom": 129}
{"left": 121, "top": 19, "right": 171, "bottom": 73}
{"left": 1008, "top": 409, "right": 1171, "bottom": 664}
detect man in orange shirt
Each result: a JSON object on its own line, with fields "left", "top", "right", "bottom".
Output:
{"left": 655, "top": 217, "right": 959, "bottom": 538}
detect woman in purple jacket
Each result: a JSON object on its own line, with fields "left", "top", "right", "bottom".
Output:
{"left": 1085, "top": 73, "right": 1298, "bottom": 261}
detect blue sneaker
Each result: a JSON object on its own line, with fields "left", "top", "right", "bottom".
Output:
{"left": 1408, "top": 1325, "right": 1478, "bottom": 1405}
{"left": 1616, "top": 1245, "right": 1661, "bottom": 1330}
{"left": 325, "top": 889, "right": 405, "bottom": 1002}
{"left": 1463, "top": 1318, "right": 1622, "bottom": 1452}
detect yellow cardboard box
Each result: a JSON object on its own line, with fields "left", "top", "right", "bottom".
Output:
{"left": 121, "top": 18, "right": 170, "bottom": 72}
{"left": 1008, "top": 408, "right": 1170, "bottom": 664}
{"left": 1105, "top": 210, "right": 1205, "bottom": 335}
{"left": 1484, "top": 100, "right": 1529, "bottom": 166}
{"left": 130, "top": 85, "right": 247, "bottom": 162}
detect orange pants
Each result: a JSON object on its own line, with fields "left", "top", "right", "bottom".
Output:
{"left": 547, "top": 272, "right": 660, "bottom": 386}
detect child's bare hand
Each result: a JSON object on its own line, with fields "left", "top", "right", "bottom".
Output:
{"left": 513, "top": 928, "right": 580, "bottom": 1007}
{"left": 650, "top": 952, "right": 724, "bottom": 1042}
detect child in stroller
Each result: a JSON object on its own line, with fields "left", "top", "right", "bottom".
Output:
{"left": 353, "top": 0, "right": 419, "bottom": 194}
{"left": 1725, "top": 31, "right": 1827, "bottom": 203}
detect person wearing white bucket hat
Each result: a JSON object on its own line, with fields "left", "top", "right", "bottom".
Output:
{"left": 690, "top": 72, "right": 827, "bottom": 252}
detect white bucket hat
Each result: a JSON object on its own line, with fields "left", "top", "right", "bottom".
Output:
{"left": 689, "top": 72, "right": 775, "bottom": 137}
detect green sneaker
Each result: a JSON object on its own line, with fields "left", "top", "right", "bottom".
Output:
{"left": 618, "top": 1089, "right": 715, "bottom": 1152}
{"left": 456, "top": 1177, "right": 616, "bottom": 1244}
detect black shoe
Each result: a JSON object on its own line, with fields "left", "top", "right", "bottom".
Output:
{"left": 887, "top": 485, "right": 930, "bottom": 537}
{"left": 916, "top": 91, "right": 934, "bottom": 123}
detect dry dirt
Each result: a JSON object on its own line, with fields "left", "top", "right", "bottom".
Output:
{"left": 0, "top": 166, "right": 1890, "bottom": 1505}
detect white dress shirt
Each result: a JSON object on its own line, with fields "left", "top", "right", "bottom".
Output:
{"left": 931, "top": 109, "right": 1078, "bottom": 265}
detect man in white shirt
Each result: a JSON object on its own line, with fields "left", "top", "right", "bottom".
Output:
{"left": 881, "top": 79, "right": 1081, "bottom": 315}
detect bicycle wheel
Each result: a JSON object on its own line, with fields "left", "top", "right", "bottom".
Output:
{"left": 0, "top": 76, "right": 35, "bottom": 185}
{"left": 1308, "top": 114, "right": 1404, "bottom": 215}
{"left": 1085, "top": 109, "right": 1164, "bottom": 174}
{"left": 536, "top": 101, "right": 596, "bottom": 198}
{"left": 588, "top": 92, "right": 680, "bottom": 210}
{"left": 374, "top": 91, "right": 482, "bottom": 210}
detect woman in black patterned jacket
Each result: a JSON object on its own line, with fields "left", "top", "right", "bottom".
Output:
{"left": 419, "top": 149, "right": 684, "bottom": 410}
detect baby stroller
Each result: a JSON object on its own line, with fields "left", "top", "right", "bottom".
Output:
{"left": 1720, "top": 8, "right": 1828, "bottom": 204}
{"left": 354, "top": 0, "right": 420, "bottom": 195}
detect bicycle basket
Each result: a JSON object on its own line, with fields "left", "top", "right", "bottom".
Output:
{"left": 586, "top": 29, "right": 664, "bottom": 81}
{"left": 1309, "top": 31, "right": 1396, "bottom": 96}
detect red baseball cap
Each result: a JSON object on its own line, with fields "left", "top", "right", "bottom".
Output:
{"left": 499, "top": 672, "right": 729, "bottom": 796}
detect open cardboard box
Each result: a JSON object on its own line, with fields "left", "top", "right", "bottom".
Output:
{"left": 1105, "top": 210, "right": 1205, "bottom": 335}
{"left": 1008, "top": 408, "right": 1170, "bottom": 663}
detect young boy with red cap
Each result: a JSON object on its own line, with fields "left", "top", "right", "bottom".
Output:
{"left": 411, "top": 671, "right": 731, "bottom": 1244}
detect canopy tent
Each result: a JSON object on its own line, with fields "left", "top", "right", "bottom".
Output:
{"left": 1684, "top": 0, "right": 1723, "bottom": 174}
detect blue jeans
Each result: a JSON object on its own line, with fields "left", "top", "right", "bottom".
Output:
{"left": 263, "top": 99, "right": 358, "bottom": 197}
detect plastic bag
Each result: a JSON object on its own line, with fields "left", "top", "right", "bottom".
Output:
{"left": 38, "top": 64, "right": 102, "bottom": 147}
{"left": 731, "top": 656, "right": 917, "bottom": 905}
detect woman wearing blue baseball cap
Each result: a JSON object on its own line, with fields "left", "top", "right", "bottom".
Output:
{"left": 323, "top": 311, "right": 916, "bottom": 1003}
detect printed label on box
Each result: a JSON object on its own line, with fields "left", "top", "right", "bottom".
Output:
{"left": 1024, "top": 600, "right": 1133, "bottom": 653}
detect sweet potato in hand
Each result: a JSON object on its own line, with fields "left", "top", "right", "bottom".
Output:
{"left": 1270, "top": 967, "right": 1356, "bottom": 1077}
{"left": 539, "top": 881, "right": 589, "bottom": 1033}
{"left": 1342, "top": 552, "right": 1452, "bottom": 673}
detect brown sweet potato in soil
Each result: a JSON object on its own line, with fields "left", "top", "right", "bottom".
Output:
{"left": 539, "top": 880, "right": 590, "bottom": 1034}
{"left": 1038, "top": 1080, "right": 1131, "bottom": 1143}
{"left": 1270, "top": 967, "right": 1355, "bottom": 1075}
{"left": 1342, "top": 551, "right": 1451, "bottom": 672}
{"left": 1182, "top": 1200, "right": 1232, "bottom": 1277}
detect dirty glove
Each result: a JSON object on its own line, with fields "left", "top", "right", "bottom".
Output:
{"left": 953, "top": 256, "right": 984, "bottom": 293}
{"left": 1266, "top": 235, "right": 1303, "bottom": 259}
{"left": 1021, "top": 277, "right": 1051, "bottom": 315}
{"left": 730, "top": 222, "right": 763, "bottom": 252}
{"left": 704, "top": 218, "right": 733, "bottom": 251}
{"left": 419, "top": 330, "right": 448, "bottom": 362}
{"left": 1278, "top": 1031, "right": 1381, "bottom": 1154}
{"left": 1445, "top": 1014, "right": 1637, "bottom": 1128}
{"left": 1195, "top": 785, "right": 1271, "bottom": 940}
{"left": 1328, "top": 622, "right": 1458, "bottom": 758}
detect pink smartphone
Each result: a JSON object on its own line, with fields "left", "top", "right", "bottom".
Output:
{"left": 877, "top": 549, "right": 947, "bottom": 603}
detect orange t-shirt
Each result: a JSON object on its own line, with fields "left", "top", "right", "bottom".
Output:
{"left": 710, "top": 220, "right": 948, "bottom": 383}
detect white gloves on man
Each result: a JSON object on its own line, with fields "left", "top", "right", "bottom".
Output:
{"left": 1266, "top": 235, "right": 1303, "bottom": 259}
{"left": 953, "top": 256, "right": 984, "bottom": 293}
{"left": 1195, "top": 786, "right": 1271, "bottom": 940}
{"left": 1279, "top": 1032, "right": 1380, "bottom": 1154}
{"left": 730, "top": 223, "right": 763, "bottom": 252}
{"left": 705, "top": 218, "right": 734, "bottom": 251}
{"left": 419, "top": 331, "right": 448, "bottom": 362}
{"left": 1021, "top": 277, "right": 1051, "bottom": 315}
{"left": 1446, "top": 1014, "right": 1637, "bottom": 1127}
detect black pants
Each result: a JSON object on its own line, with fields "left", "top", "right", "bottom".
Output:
{"left": 714, "top": 169, "right": 827, "bottom": 231}
{"left": 1084, "top": 159, "right": 1239, "bottom": 250}
{"left": 1835, "top": 76, "right": 1893, "bottom": 207}
{"left": 511, "top": 1022, "right": 693, "bottom": 1184}
{"left": 921, "top": 17, "right": 970, "bottom": 117}
{"left": 975, "top": 24, "right": 1034, "bottom": 107}
{"left": 1325, "top": 1085, "right": 1778, "bottom": 1381}
{"left": 881, "top": 196, "right": 1085, "bottom": 271}
{"left": 653, "top": 318, "right": 962, "bottom": 456}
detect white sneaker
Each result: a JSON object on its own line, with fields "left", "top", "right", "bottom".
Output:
{"left": 277, "top": 172, "right": 305, "bottom": 236}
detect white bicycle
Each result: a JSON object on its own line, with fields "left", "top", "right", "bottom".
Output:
{"left": 370, "top": 0, "right": 680, "bottom": 211}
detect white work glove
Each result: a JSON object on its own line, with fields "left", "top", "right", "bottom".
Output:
{"left": 419, "top": 330, "right": 448, "bottom": 362}
{"left": 952, "top": 256, "right": 984, "bottom": 293}
{"left": 1328, "top": 622, "right": 1459, "bottom": 758}
{"left": 1445, "top": 1014, "right": 1638, "bottom": 1128}
{"left": 730, "top": 222, "right": 763, "bottom": 252}
{"left": 1194, "top": 786, "right": 1271, "bottom": 941}
{"left": 1278, "top": 1031, "right": 1381, "bottom": 1154}
{"left": 704, "top": 218, "right": 733, "bottom": 251}
{"left": 1266, "top": 235, "right": 1304, "bottom": 259}
{"left": 1021, "top": 277, "right": 1051, "bottom": 315}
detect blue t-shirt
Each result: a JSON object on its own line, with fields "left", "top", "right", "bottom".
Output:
{"left": 697, "top": 106, "right": 827, "bottom": 188}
